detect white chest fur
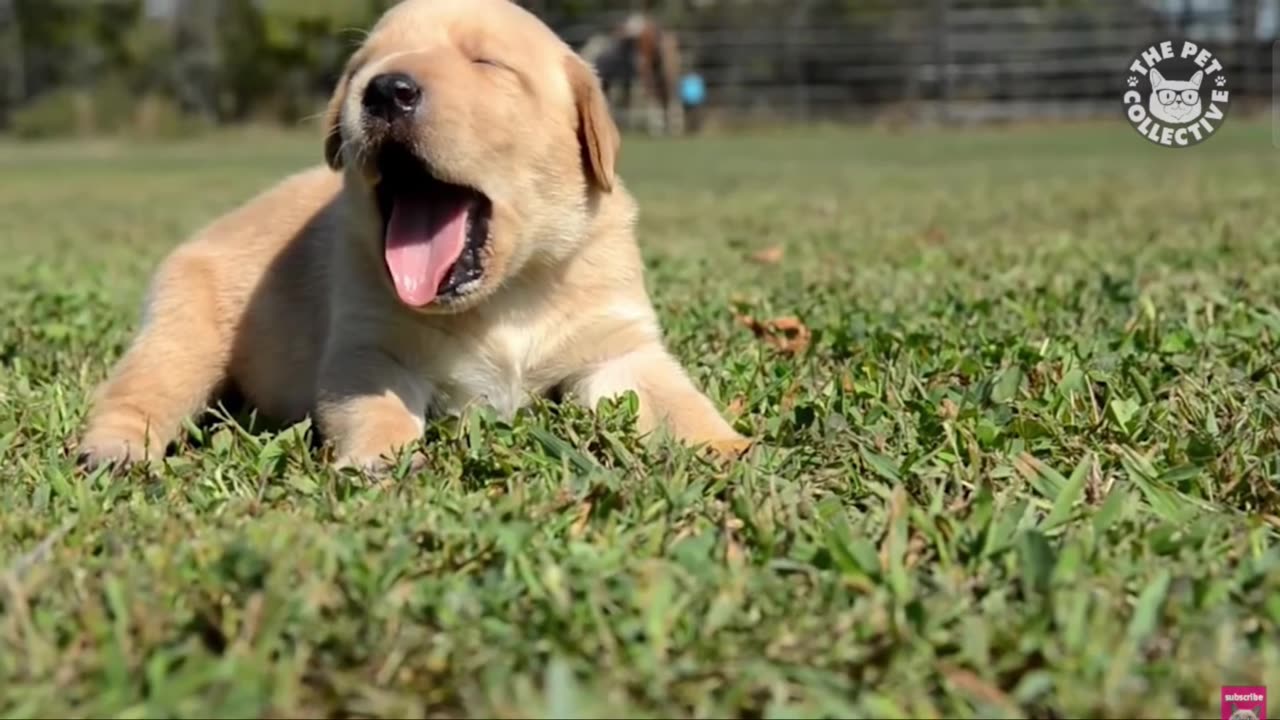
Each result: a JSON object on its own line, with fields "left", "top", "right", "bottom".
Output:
{"left": 375, "top": 288, "right": 657, "bottom": 422}
{"left": 429, "top": 322, "right": 544, "bottom": 419}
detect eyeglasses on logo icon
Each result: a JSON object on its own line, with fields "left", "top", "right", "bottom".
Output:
{"left": 1122, "top": 38, "right": 1231, "bottom": 148}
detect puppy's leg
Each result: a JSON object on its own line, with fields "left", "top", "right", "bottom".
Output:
{"left": 571, "top": 344, "right": 750, "bottom": 457}
{"left": 79, "top": 250, "right": 230, "bottom": 467}
{"left": 315, "top": 345, "right": 429, "bottom": 470}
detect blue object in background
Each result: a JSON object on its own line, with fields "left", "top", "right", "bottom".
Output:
{"left": 680, "top": 73, "right": 706, "bottom": 107}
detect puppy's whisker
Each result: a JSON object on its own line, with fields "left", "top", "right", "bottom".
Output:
{"left": 349, "top": 140, "right": 372, "bottom": 171}
{"left": 325, "top": 124, "right": 363, "bottom": 167}
{"left": 338, "top": 140, "right": 358, "bottom": 166}
{"left": 337, "top": 27, "right": 372, "bottom": 43}
{"left": 377, "top": 49, "right": 435, "bottom": 66}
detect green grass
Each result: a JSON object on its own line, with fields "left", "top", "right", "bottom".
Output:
{"left": 2, "top": 121, "right": 1280, "bottom": 718}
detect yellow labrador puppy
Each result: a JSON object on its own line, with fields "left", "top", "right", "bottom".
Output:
{"left": 78, "top": 0, "right": 749, "bottom": 470}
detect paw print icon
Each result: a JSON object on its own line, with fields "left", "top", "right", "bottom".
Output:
{"left": 1215, "top": 75, "right": 1228, "bottom": 87}
{"left": 1128, "top": 76, "right": 1140, "bottom": 87}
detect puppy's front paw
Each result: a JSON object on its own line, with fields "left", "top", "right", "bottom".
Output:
{"left": 316, "top": 369, "right": 428, "bottom": 476}
{"left": 76, "top": 429, "right": 161, "bottom": 471}
{"left": 705, "top": 435, "right": 756, "bottom": 461}
{"left": 329, "top": 420, "right": 426, "bottom": 475}
{"left": 334, "top": 448, "right": 428, "bottom": 476}
{"left": 333, "top": 450, "right": 391, "bottom": 474}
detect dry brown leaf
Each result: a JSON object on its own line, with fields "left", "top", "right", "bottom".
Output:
{"left": 1012, "top": 452, "right": 1044, "bottom": 483}
{"left": 939, "top": 664, "right": 1020, "bottom": 714}
{"left": 840, "top": 371, "right": 856, "bottom": 393}
{"left": 749, "top": 245, "right": 785, "bottom": 265}
{"left": 726, "top": 396, "right": 748, "bottom": 418}
{"left": 725, "top": 533, "right": 745, "bottom": 568}
{"left": 878, "top": 484, "right": 909, "bottom": 574}
{"left": 570, "top": 501, "right": 593, "bottom": 539}
{"left": 905, "top": 533, "right": 927, "bottom": 569}
{"left": 777, "top": 377, "right": 805, "bottom": 413}
{"left": 736, "top": 314, "right": 811, "bottom": 355}
{"left": 939, "top": 398, "right": 960, "bottom": 420}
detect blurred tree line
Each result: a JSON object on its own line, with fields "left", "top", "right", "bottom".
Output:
{"left": 0, "top": 0, "right": 406, "bottom": 137}
{"left": 0, "top": 0, "right": 1268, "bottom": 137}
{"left": 0, "top": 0, "right": 643, "bottom": 137}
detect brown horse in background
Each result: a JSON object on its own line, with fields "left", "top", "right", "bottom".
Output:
{"left": 580, "top": 13, "right": 685, "bottom": 136}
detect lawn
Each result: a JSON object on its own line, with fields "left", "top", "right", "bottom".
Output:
{"left": 2, "top": 121, "right": 1279, "bottom": 719}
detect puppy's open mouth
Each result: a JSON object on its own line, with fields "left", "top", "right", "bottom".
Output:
{"left": 374, "top": 142, "right": 492, "bottom": 307}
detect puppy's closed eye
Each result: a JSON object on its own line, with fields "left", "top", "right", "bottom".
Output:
{"left": 473, "top": 58, "right": 511, "bottom": 70}
{"left": 474, "top": 58, "right": 527, "bottom": 91}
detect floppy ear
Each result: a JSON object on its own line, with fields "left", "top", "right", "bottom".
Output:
{"left": 565, "top": 56, "right": 621, "bottom": 193}
{"left": 323, "top": 70, "right": 353, "bottom": 170}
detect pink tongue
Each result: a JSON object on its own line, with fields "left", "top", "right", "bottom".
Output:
{"left": 384, "top": 190, "right": 471, "bottom": 307}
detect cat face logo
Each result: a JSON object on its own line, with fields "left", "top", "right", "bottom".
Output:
{"left": 1122, "top": 39, "right": 1230, "bottom": 148}
{"left": 1229, "top": 707, "right": 1262, "bottom": 720}
{"left": 1149, "top": 69, "right": 1204, "bottom": 123}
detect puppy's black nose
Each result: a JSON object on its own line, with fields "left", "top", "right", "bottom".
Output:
{"left": 363, "top": 73, "right": 422, "bottom": 120}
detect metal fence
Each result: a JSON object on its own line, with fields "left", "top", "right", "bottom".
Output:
{"left": 1, "top": 0, "right": 1275, "bottom": 133}
{"left": 552, "top": 0, "right": 1277, "bottom": 129}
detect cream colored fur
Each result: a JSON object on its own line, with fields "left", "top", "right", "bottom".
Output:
{"left": 78, "top": 0, "right": 749, "bottom": 470}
